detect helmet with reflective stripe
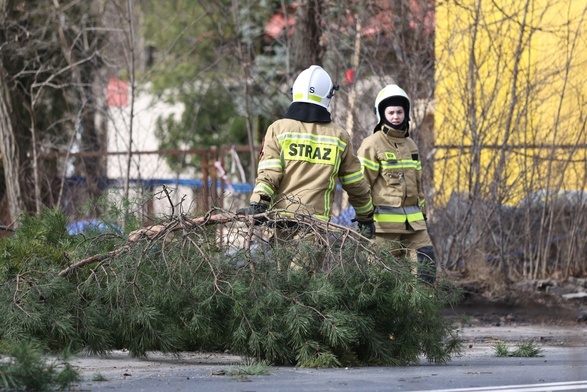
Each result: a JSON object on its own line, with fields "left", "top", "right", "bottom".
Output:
{"left": 292, "top": 65, "right": 339, "bottom": 109}
{"left": 374, "top": 84, "right": 411, "bottom": 125}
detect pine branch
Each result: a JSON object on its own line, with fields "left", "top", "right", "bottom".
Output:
{"left": 61, "top": 208, "right": 377, "bottom": 278}
{"left": 128, "top": 211, "right": 235, "bottom": 241}
{"left": 58, "top": 245, "right": 130, "bottom": 277}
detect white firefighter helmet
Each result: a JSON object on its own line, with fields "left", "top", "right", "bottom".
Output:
{"left": 374, "top": 84, "right": 411, "bottom": 125}
{"left": 292, "top": 65, "right": 338, "bottom": 109}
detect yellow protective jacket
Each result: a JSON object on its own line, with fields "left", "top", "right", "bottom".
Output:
{"left": 357, "top": 127, "right": 427, "bottom": 233}
{"left": 250, "top": 118, "right": 373, "bottom": 221}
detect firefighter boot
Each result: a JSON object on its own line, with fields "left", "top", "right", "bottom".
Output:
{"left": 416, "top": 246, "right": 436, "bottom": 285}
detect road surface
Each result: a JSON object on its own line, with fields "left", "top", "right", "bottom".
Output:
{"left": 71, "top": 323, "right": 587, "bottom": 391}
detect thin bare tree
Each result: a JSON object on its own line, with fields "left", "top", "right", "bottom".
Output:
{"left": 434, "top": 0, "right": 587, "bottom": 281}
{"left": 0, "top": 0, "right": 24, "bottom": 225}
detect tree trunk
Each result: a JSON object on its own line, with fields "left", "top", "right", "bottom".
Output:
{"left": 0, "top": 69, "right": 24, "bottom": 225}
{"left": 79, "top": 77, "right": 106, "bottom": 215}
{"left": 291, "top": 0, "right": 324, "bottom": 73}
{"left": 0, "top": 0, "right": 24, "bottom": 224}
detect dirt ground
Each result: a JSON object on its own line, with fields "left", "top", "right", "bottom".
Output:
{"left": 441, "top": 277, "right": 587, "bottom": 351}
{"left": 448, "top": 278, "right": 586, "bottom": 327}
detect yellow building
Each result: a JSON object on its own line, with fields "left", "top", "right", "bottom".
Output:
{"left": 434, "top": 0, "right": 587, "bottom": 206}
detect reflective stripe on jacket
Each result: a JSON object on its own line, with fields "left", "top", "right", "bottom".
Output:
{"left": 357, "top": 130, "right": 426, "bottom": 233}
{"left": 251, "top": 118, "right": 373, "bottom": 221}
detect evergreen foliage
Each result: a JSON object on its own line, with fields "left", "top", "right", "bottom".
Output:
{"left": 0, "top": 208, "right": 462, "bottom": 368}
{"left": 0, "top": 208, "right": 71, "bottom": 280}
{"left": 0, "top": 342, "right": 81, "bottom": 391}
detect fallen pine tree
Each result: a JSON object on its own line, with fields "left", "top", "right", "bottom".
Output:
{"left": 0, "top": 207, "right": 462, "bottom": 367}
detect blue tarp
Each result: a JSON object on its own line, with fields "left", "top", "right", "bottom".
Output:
{"left": 66, "top": 177, "right": 255, "bottom": 193}
{"left": 67, "top": 219, "right": 122, "bottom": 235}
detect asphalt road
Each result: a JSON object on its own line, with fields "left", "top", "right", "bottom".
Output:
{"left": 70, "top": 324, "right": 587, "bottom": 392}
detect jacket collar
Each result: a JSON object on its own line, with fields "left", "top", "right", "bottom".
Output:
{"left": 284, "top": 102, "right": 331, "bottom": 123}
{"left": 378, "top": 123, "right": 408, "bottom": 138}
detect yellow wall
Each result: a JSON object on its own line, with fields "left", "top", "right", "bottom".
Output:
{"left": 434, "top": 0, "right": 587, "bottom": 205}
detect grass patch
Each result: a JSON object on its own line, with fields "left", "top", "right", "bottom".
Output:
{"left": 494, "top": 341, "right": 543, "bottom": 357}
{"left": 494, "top": 342, "right": 509, "bottom": 357}
{"left": 459, "top": 314, "right": 474, "bottom": 328}
{"left": 511, "top": 342, "right": 543, "bottom": 357}
{"left": 225, "top": 359, "right": 270, "bottom": 380}
{"left": 91, "top": 372, "right": 108, "bottom": 381}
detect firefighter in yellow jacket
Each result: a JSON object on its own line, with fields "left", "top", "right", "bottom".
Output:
{"left": 357, "top": 84, "right": 436, "bottom": 284}
{"left": 238, "top": 65, "right": 375, "bottom": 269}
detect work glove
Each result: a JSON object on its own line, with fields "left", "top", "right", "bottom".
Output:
{"left": 236, "top": 202, "right": 269, "bottom": 225}
{"left": 353, "top": 218, "right": 375, "bottom": 239}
